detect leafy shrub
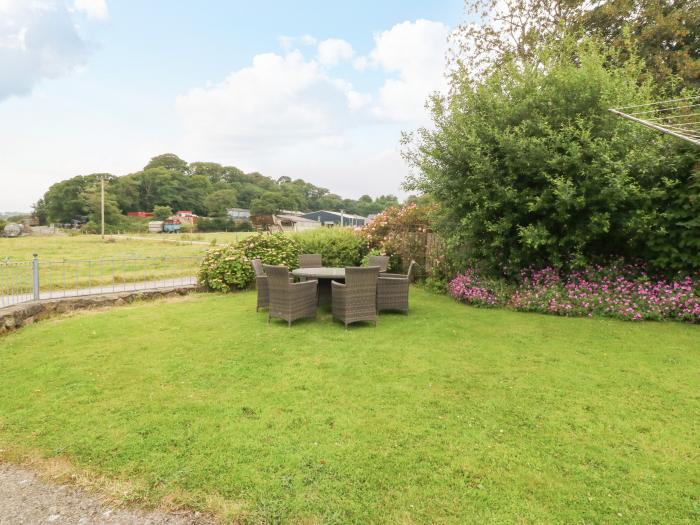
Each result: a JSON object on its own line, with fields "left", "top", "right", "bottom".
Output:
{"left": 199, "top": 245, "right": 253, "bottom": 292}
{"left": 404, "top": 35, "right": 700, "bottom": 274}
{"left": 360, "top": 248, "right": 382, "bottom": 267}
{"left": 199, "top": 233, "right": 300, "bottom": 292}
{"left": 238, "top": 233, "right": 300, "bottom": 267}
{"left": 292, "top": 228, "right": 365, "bottom": 267}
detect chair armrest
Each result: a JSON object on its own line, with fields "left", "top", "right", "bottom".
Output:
{"left": 291, "top": 279, "right": 318, "bottom": 290}
{"left": 380, "top": 273, "right": 406, "bottom": 279}
{"left": 378, "top": 276, "right": 408, "bottom": 283}
{"left": 331, "top": 280, "right": 346, "bottom": 297}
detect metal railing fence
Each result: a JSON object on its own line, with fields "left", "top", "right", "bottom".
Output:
{"left": 1, "top": 255, "right": 202, "bottom": 309}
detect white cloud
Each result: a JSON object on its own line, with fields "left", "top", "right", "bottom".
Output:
{"left": 353, "top": 56, "right": 368, "bottom": 71}
{"left": 176, "top": 20, "right": 450, "bottom": 199}
{"left": 317, "top": 38, "right": 354, "bottom": 66}
{"left": 366, "top": 19, "right": 450, "bottom": 123}
{"left": 300, "top": 34, "right": 317, "bottom": 46}
{"left": 0, "top": 0, "right": 94, "bottom": 101}
{"left": 176, "top": 50, "right": 367, "bottom": 154}
{"left": 73, "top": 0, "right": 109, "bottom": 21}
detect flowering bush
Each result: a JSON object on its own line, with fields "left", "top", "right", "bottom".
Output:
{"left": 448, "top": 269, "right": 504, "bottom": 307}
{"left": 199, "top": 233, "right": 300, "bottom": 292}
{"left": 237, "top": 233, "right": 301, "bottom": 267}
{"left": 361, "top": 202, "right": 437, "bottom": 271}
{"left": 199, "top": 244, "right": 253, "bottom": 292}
{"left": 449, "top": 262, "right": 700, "bottom": 323}
{"left": 509, "top": 265, "right": 700, "bottom": 322}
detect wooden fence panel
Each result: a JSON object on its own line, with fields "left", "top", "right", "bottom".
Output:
{"left": 393, "top": 231, "right": 446, "bottom": 277}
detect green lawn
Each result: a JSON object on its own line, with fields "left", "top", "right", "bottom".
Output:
{"left": 0, "top": 288, "right": 698, "bottom": 523}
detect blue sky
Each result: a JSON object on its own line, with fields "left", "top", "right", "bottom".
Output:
{"left": 0, "top": 0, "right": 466, "bottom": 211}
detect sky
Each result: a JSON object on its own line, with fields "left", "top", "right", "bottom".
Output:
{"left": 0, "top": 0, "right": 466, "bottom": 211}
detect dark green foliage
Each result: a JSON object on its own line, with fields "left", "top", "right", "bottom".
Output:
{"left": 38, "top": 153, "right": 398, "bottom": 226}
{"left": 405, "top": 36, "right": 700, "bottom": 274}
{"left": 292, "top": 228, "right": 366, "bottom": 267}
{"left": 152, "top": 205, "right": 173, "bottom": 220}
{"left": 204, "top": 189, "right": 237, "bottom": 216}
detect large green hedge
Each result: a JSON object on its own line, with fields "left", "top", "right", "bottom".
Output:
{"left": 405, "top": 36, "right": 700, "bottom": 274}
{"left": 292, "top": 227, "right": 366, "bottom": 267}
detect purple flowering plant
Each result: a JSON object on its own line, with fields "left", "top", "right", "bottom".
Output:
{"left": 449, "top": 261, "right": 700, "bottom": 323}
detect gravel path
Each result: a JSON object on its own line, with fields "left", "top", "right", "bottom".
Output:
{"left": 0, "top": 463, "right": 214, "bottom": 525}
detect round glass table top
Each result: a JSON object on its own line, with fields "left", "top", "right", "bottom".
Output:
{"left": 291, "top": 267, "right": 345, "bottom": 279}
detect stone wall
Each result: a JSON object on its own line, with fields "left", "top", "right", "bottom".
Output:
{"left": 0, "top": 286, "right": 199, "bottom": 336}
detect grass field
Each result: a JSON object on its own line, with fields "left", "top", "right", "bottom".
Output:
{"left": 128, "top": 232, "right": 255, "bottom": 244}
{"left": 0, "top": 235, "right": 207, "bottom": 261}
{"left": 0, "top": 288, "right": 698, "bottom": 523}
{"left": 0, "top": 235, "right": 208, "bottom": 295}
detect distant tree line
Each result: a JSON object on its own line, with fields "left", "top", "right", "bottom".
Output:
{"left": 34, "top": 153, "right": 400, "bottom": 224}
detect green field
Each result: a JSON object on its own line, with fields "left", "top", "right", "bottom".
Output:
{"left": 0, "top": 234, "right": 207, "bottom": 261}
{"left": 126, "top": 232, "right": 255, "bottom": 244}
{"left": 1, "top": 288, "right": 697, "bottom": 523}
{"left": 0, "top": 235, "right": 207, "bottom": 293}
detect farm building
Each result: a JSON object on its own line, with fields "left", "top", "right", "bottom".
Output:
{"left": 251, "top": 214, "right": 321, "bottom": 232}
{"left": 227, "top": 208, "right": 251, "bottom": 220}
{"left": 301, "top": 210, "right": 367, "bottom": 227}
{"left": 272, "top": 214, "right": 321, "bottom": 232}
{"left": 174, "top": 210, "right": 198, "bottom": 226}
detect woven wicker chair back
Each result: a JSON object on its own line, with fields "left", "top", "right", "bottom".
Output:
{"left": 299, "top": 254, "right": 322, "bottom": 268}
{"left": 251, "top": 258, "right": 265, "bottom": 277}
{"left": 345, "top": 266, "right": 380, "bottom": 296}
{"left": 367, "top": 255, "right": 390, "bottom": 272}
{"left": 264, "top": 265, "right": 292, "bottom": 289}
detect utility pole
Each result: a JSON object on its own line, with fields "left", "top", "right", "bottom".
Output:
{"left": 101, "top": 175, "right": 105, "bottom": 239}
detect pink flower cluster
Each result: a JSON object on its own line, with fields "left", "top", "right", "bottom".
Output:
{"left": 509, "top": 265, "right": 700, "bottom": 323}
{"left": 449, "top": 263, "right": 700, "bottom": 323}
{"left": 448, "top": 269, "right": 501, "bottom": 307}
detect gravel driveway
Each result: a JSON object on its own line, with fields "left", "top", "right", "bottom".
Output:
{"left": 0, "top": 463, "right": 214, "bottom": 525}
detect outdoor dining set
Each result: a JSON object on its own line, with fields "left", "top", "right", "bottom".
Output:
{"left": 251, "top": 255, "right": 416, "bottom": 327}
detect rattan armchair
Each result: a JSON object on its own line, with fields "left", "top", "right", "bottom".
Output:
{"left": 331, "top": 266, "right": 380, "bottom": 328}
{"left": 377, "top": 260, "right": 416, "bottom": 314}
{"left": 299, "top": 253, "right": 322, "bottom": 268}
{"left": 251, "top": 259, "right": 268, "bottom": 311}
{"left": 367, "top": 255, "right": 390, "bottom": 272}
{"left": 264, "top": 264, "right": 318, "bottom": 326}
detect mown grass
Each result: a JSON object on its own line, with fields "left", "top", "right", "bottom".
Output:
{"left": 0, "top": 288, "right": 698, "bottom": 523}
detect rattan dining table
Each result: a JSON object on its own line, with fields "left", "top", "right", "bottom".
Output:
{"left": 291, "top": 267, "right": 345, "bottom": 305}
